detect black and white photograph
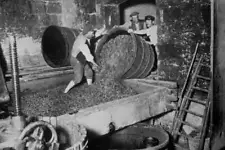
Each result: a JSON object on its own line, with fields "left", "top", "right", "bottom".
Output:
{"left": 0, "top": 0, "right": 221, "bottom": 149}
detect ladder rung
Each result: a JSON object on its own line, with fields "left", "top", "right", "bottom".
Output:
{"left": 192, "top": 86, "right": 209, "bottom": 93}
{"left": 185, "top": 96, "right": 207, "bottom": 105}
{"left": 200, "top": 63, "right": 210, "bottom": 68}
{"left": 181, "top": 109, "right": 204, "bottom": 118}
{"left": 175, "top": 118, "right": 201, "bottom": 130}
{"left": 196, "top": 75, "right": 210, "bottom": 81}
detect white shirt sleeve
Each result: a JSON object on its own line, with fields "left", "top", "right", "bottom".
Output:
{"left": 134, "top": 29, "right": 149, "bottom": 35}
{"left": 78, "top": 44, "right": 94, "bottom": 62}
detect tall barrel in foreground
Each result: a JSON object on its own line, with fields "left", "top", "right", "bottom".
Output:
{"left": 95, "top": 27, "right": 156, "bottom": 79}
{"left": 41, "top": 25, "right": 80, "bottom": 68}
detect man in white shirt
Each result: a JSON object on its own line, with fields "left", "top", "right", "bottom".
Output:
{"left": 130, "top": 15, "right": 158, "bottom": 46}
{"left": 64, "top": 23, "right": 105, "bottom": 93}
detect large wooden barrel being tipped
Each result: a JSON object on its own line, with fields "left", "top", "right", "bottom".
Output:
{"left": 95, "top": 27, "right": 156, "bottom": 79}
{"left": 41, "top": 25, "right": 80, "bottom": 68}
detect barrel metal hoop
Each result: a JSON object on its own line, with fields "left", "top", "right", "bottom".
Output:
{"left": 137, "top": 41, "right": 155, "bottom": 78}
{"left": 120, "top": 32, "right": 138, "bottom": 79}
{"left": 125, "top": 35, "right": 146, "bottom": 79}
{"left": 136, "top": 40, "right": 152, "bottom": 78}
{"left": 140, "top": 43, "right": 156, "bottom": 78}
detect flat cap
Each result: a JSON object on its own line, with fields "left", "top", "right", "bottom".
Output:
{"left": 145, "top": 15, "right": 155, "bottom": 21}
{"left": 130, "top": 11, "right": 139, "bottom": 17}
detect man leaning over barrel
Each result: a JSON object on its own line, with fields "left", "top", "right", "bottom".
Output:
{"left": 64, "top": 23, "right": 106, "bottom": 93}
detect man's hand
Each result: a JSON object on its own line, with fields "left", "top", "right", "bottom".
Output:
{"left": 91, "top": 61, "right": 99, "bottom": 71}
{"left": 128, "top": 29, "right": 134, "bottom": 33}
{"left": 95, "top": 25, "right": 108, "bottom": 37}
{"left": 101, "top": 29, "right": 108, "bottom": 35}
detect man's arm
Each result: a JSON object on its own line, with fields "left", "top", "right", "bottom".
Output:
{"left": 95, "top": 25, "right": 108, "bottom": 38}
{"left": 132, "top": 28, "right": 149, "bottom": 35}
{"left": 93, "top": 28, "right": 108, "bottom": 43}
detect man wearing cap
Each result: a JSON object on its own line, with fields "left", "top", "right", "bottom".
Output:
{"left": 64, "top": 23, "right": 106, "bottom": 93}
{"left": 120, "top": 11, "right": 145, "bottom": 31}
{"left": 130, "top": 15, "right": 158, "bottom": 46}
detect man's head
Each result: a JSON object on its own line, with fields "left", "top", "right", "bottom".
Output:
{"left": 130, "top": 12, "right": 139, "bottom": 23}
{"left": 82, "top": 23, "right": 95, "bottom": 39}
{"left": 145, "top": 15, "right": 155, "bottom": 28}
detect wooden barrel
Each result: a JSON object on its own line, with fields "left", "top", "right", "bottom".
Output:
{"left": 95, "top": 27, "right": 155, "bottom": 79}
{"left": 41, "top": 25, "right": 80, "bottom": 68}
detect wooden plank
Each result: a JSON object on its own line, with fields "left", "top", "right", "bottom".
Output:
{"left": 20, "top": 70, "right": 73, "bottom": 82}
{"left": 0, "top": 117, "right": 21, "bottom": 149}
{"left": 6, "top": 66, "right": 72, "bottom": 78}
{"left": 56, "top": 87, "right": 177, "bottom": 138}
{"left": 123, "top": 79, "right": 177, "bottom": 89}
{"left": 6, "top": 73, "right": 73, "bottom": 93}
{"left": 121, "top": 80, "right": 166, "bottom": 93}
{"left": 50, "top": 117, "right": 57, "bottom": 127}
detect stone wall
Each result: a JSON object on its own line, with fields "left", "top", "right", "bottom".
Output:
{"left": 61, "top": 0, "right": 105, "bottom": 29}
{"left": 0, "top": 0, "right": 63, "bottom": 71}
{"left": 157, "top": 0, "right": 210, "bottom": 86}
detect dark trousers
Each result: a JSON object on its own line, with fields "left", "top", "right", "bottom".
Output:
{"left": 150, "top": 44, "right": 158, "bottom": 72}
{"left": 70, "top": 52, "right": 93, "bottom": 83}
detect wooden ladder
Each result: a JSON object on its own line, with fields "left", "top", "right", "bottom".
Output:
{"left": 171, "top": 43, "right": 212, "bottom": 150}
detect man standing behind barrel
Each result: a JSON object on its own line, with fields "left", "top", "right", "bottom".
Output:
{"left": 119, "top": 11, "right": 145, "bottom": 31}
{"left": 64, "top": 23, "right": 101, "bottom": 93}
{"left": 130, "top": 15, "right": 158, "bottom": 46}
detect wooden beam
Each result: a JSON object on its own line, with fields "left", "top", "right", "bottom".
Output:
{"left": 7, "top": 73, "right": 73, "bottom": 93}
{"left": 121, "top": 79, "right": 177, "bottom": 93}
{"left": 124, "top": 79, "right": 177, "bottom": 89}
{"left": 121, "top": 80, "right": 164, "bottom": 93}
{"left": 54, "top": 87, "right": 177, "bottom": 139}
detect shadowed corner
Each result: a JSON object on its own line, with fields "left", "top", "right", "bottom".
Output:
{"left": 0, "top": 43, "right": 8, "bottom": 77}
{"left": 0, "top": 42, "right": 10, "bottom": 113}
